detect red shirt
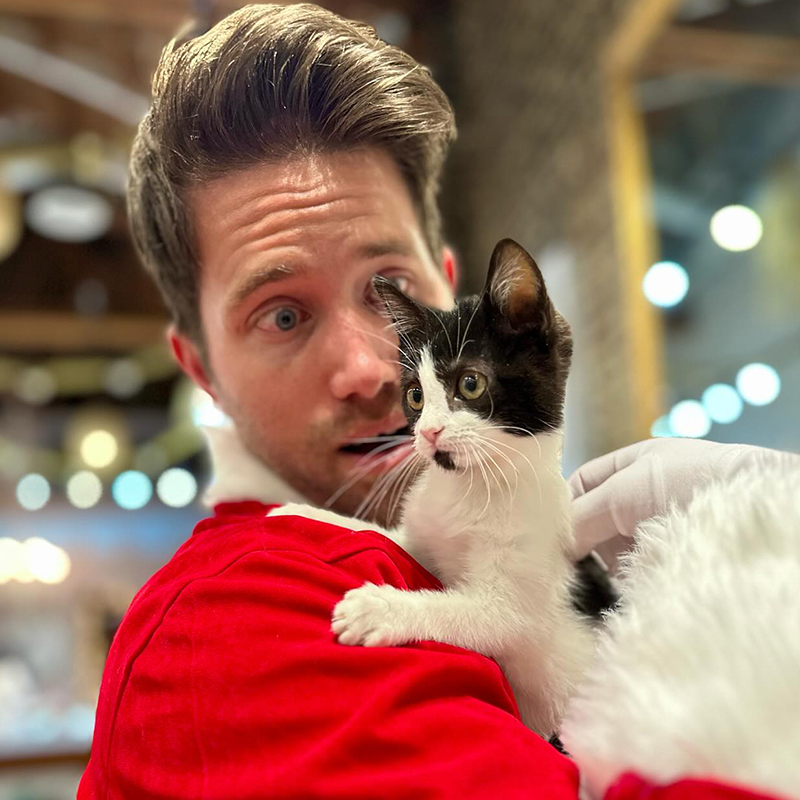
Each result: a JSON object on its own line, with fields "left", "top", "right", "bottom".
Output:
{"left": 78, "top": 501, "right": 579, "bottom": 798}
{"left": 79, "top": 502, "right": 780, "bottom": 800}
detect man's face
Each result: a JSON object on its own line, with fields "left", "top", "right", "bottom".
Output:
{"left": 183, "top": 148, "right": 455, "bottom": 523}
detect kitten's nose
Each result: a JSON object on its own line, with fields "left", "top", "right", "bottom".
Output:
{"left": 421, "top": 427, "right": 443, "bottom": 446}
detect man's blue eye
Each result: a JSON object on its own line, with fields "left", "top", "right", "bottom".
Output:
{"left": 275, "top": 308, "right": 297, "bottom": 330}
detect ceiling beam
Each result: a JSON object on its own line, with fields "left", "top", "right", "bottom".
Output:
{"left": 642, "top": 26, "right": 800, "bottom": 84}
{"left": 0, "top": 313, "right": 167, "bottom": 353}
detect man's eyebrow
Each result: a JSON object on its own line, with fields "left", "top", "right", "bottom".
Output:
{"left": 357, "top": 239, "right": 414, "bottom": 260}
{"left": 226, "top": 263, "right": 306, "bottom": 312}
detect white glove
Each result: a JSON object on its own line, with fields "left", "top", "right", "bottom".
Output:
{"left": 569, "top": 438, "right": 800, "bottom": 571}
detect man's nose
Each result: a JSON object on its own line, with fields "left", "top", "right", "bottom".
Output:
{"left": 328, "top": 316, "right": 398, "bottom": 401}
{"left": 421, "top": 427, "right": 443, "bottom": 446}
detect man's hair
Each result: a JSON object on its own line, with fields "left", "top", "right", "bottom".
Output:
{"left": 128, "top": 3, "right": 456, "bottom": 349}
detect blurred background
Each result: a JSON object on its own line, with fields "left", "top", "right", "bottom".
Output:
{"left": 0, "top": 0, "right": 798, "bottom": 795}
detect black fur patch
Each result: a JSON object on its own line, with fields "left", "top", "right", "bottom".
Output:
{"left": 434, "top": 451, "right": 457, "bottom": 471}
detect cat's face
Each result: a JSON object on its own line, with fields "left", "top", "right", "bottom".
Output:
{"left": 376, "top": 239, "right": 572, "bottom": 471}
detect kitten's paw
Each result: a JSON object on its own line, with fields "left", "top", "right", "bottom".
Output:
{"left": 332, "top": 583, "right": 411, "bottom": 647}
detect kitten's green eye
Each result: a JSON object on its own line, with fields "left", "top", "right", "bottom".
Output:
{"left": 458, "top": 371, "right": 487, "bottom": 400}
{"left": 406, "top": 384, "right": 424, "bottom": 411}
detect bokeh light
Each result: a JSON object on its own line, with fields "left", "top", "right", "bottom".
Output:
{"left": 66, "top": 470, "right": 103, "bottom": 509}
{"left": 25, "top": 185, "right": 113, "bottom": 242}
{"left": 650, "top": 415, "right": 673, "bottom": 438}
{"left": 156, "top": 468, "right": 198, "bottom": 508}
{"left": 14, "top": 367, "right": 57, "bottom": 405}
{"left": 709, "top": 205, "right": 763, "bottom": 252}
{"left": 104, "top": 359, "right": 145, "bottom": 399}
{"left": 642, "top": 261, "right": 689, "bottom": 308}
{"left": 112, "top": 470, "right": 153, "bottom": 510}
{"left": 80, "top": 429, "right": 119, "bottom": 469}
{"left": 23, "top": 538, "right": 71, "bottom": 584}
{"left": 0, "top": 538, "right": 23, "bottom": 583}
{"left": 668, "top": 400, "right": 711, "bottom": 438}
{"left": 701, "top": 383, "right": 744, "bottom": 424}
{"left": 16, "top": 473, "right": 51, "bottom": 511}
{"left": 736, "top": 363, "right": 781, "bottom": 406}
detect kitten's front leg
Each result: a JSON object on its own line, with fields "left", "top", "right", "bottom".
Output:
{"left": 332, "top": 584, "right": 500, "bottom": 654}
{"left": 332, "top": 583, "right": 427, "bottom": 647}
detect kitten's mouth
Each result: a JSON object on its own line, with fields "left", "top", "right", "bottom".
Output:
{"left": 434, "top": 451, "right": 457, "bottom": 471}
{"left": 339, "top": 425, "right": 412, "bottom": 458}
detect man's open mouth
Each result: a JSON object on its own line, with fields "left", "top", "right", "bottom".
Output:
{"left": 339, "top": 425, "right": 412, "bottom": 458}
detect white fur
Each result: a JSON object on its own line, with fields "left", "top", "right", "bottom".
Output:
{"left": 274, "top": 344, "right": 595, "bottom": 736}
{"left": 561, "top": 464, "right": 800, "bottom": 799}
{"left": 202, "top": 425, "right": 307, "bottom": 507}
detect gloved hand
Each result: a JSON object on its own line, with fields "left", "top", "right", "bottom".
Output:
{"left": 569, "top": 438, "right": 799, "bottom": 571}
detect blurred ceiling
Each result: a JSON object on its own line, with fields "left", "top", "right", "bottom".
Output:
{"left": 0, "top": 0, "right": 435, "bottom": 354}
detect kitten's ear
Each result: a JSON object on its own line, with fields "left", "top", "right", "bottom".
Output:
{"left": 372, "top": 276, "right": 428, "bottom": 337}
{"left": 484, "top": 238, "right": 551, "bottom": 331}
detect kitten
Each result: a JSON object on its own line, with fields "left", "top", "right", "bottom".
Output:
{"left": 271, "top": 239, "right": 596, "bottom": 736}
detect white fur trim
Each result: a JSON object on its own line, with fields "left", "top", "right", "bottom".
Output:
{"left": 561, "top": 463, "right": 800, "bottom": 799}
{"left": 201, "top": 424, "right": 307, "bottom": 507}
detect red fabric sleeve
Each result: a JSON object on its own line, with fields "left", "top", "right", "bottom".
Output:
{"left": 79, "top": 508, "right": 579, "bottom": 799}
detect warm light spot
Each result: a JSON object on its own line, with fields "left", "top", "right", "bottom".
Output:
{"left": 23, "top": 537, "right": 71, "bottom": 584}
{"left": 710, "top": 205, "right": 763, "bottom": 252}
{"left": 80, "top": 429, "right": 119, "bottom": 469}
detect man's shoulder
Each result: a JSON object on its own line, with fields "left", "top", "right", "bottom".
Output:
{"left": 111, "top": 502, "right": 439, "bottom": 668}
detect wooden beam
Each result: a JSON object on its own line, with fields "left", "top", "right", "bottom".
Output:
{"left": 0, "top": 313, "right": 168, "bottom": 353}
{"left": 642, "top": 26, "right": 800, "bottom": 85}
{"left": 605, "top": 0, "right": 683, "bottom": 75}
{"left": 601, "top": 0, "right": 679, "bottom": 441}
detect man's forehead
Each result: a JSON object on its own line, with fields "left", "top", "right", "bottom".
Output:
{"left": 189, "top": 148, "right": 413, "bottom": 218}
{"left": 188, "top": 149, "right": 425, "bottom": 273}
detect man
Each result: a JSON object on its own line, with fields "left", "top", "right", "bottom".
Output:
{"left": 79, "top": 5, "right": 797, "bottom": 798}
{"left": 80, "top": 6, "right": 582, "bottom": 798}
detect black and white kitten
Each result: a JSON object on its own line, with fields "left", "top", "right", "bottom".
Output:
{"left": 270, "top": 239, "right": 597, "bottom": 736}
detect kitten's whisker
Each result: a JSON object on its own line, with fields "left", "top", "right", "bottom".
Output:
{"left": 388, "top": 453, "right": 422, "bottom": 523}
{"left": 474, "top": 452, "right": 493, "bottom": 520}
{"left": 487, "top": 436, "right": 543, "bottom": 507}
{"left": 431, "top": 311, "right": 454, "bottom": 359}
{"left": 355, "top": 451, "right": 414, "bottom": 520}
{"left": 457, "top": 297, "right": 482, "bottom": 363}
{"left": 345, "top": 322, "right": 399, "bottom": 351}
{"left": 357, "top": 447, "right": 419, "bottom": 521}
{"left": 480, "top": 441, "right": 521, "bottom": 500}
{"left": 474, "top": 440, "right": 514, "bottom": 505}
{"left": 325, "top": 448, "right": 401, "bottom": 508}
{"left": 385, "top": 358, "right": 416, "bottom": 371}
{"left": 352, "top": 440, "right": 412, "bottom": 468}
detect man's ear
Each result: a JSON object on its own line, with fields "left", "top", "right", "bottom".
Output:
{"left": 168, "top": 325, "right": 216, "bottom": 400}
{"left": 441, "top": 245, "right": 458, "bottom": 292}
